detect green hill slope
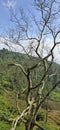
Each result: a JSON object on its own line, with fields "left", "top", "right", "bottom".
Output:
{"left": 0, "top": 48, "right": 60, "bottom": 102}
{"left": 0, "top": 48, "right": 60, "bottom": 130}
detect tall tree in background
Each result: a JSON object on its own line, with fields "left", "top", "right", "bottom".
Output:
{"left": 3, "top": 0, "right": 60, "bottom": 130}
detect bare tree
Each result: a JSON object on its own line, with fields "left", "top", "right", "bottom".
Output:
{"left": 1, "top": 0, "right": 60, "bottom": 130}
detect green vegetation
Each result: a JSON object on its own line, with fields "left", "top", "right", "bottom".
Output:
{"left": 0, "top": 48, "right": 60, "bottom": 130}
{"left": 50, "top": 91, "right": 60, "bottom": 100}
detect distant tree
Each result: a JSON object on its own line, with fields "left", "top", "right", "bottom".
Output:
{"left": 2, "top": 0, "right": 60, "bottom": 130}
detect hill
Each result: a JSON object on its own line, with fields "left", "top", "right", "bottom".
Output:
{"left": 0, "top": 48, "right": 60, "bottom": 99}
{"left": 0, "top": 48, "right": 60, "bottom": 130}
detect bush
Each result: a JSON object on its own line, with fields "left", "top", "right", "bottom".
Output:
{"left": 36, "top": 112, "right": 45, "bottom": 121}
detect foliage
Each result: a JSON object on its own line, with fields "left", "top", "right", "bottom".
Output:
{"left": 36, "top": 112, "right": 45, "bottom": 121}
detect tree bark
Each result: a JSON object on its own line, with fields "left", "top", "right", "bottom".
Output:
{"left": 25, "top": 124, "right": 34, "bottom": 130}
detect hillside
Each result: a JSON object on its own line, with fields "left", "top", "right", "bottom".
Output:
{"left": 0, "top": 48, "right": 60, "bottom": 130}
{"left": 0, "top": 48, "right": 60, "bottom": 99}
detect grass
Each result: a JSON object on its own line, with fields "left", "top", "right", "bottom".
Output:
{"left": 16, "top": 123, "right": 25, "bottom": 130}
{"left": 0, "top": 89, "right": 60, "bottom": 130}
{"left": 0, "top": 121, "right": 11, "bottom": 130}
{"left": 40, "top": 123, "right": 56, "bottom": 130}
{"left": 36, "top": 108, "right": 60, "bottom": 130}
{"left": 51, "top": 91, "right": 60, "bottom": 100}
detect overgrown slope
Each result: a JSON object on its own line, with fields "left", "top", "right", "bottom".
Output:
{"left": 0, "top": 48, "right": 60, "bottom": 130}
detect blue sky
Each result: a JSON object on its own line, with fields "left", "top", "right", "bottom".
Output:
{"left": 0, "top": 0, "right": 34, "bottom": 35}
{"left": 0, "top": 0, "right": 60, "bottom": 64}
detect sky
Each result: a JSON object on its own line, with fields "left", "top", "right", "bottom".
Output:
{"left": 0, "top": 0, "right": 33, "bottom": 34}
{"left": 0, "top": 0, "right": 60, "bottom": 64}
{"left": 0, "top": 0, "right": 35, "bottom": 44}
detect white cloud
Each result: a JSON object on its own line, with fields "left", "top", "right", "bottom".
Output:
{"left": 3, "top": 0, "right": 16, "bottom": 9}
{"left": 0, "top": 36, "right": 60, "bottom": 64}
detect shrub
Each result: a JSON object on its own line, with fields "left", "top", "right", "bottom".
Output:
{"left": 36, "top": 112, "right": 45, "bottom": 121}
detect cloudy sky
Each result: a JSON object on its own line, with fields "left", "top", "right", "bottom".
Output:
{"left": 0, "top": 0, "right": 60, "bottom": 64}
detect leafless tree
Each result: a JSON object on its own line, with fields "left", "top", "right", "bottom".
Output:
{"left": 2, "top": 0, "right": 60, "bottom": 130}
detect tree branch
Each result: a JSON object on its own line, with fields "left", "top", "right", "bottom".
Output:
{"left": 8, "top": 63, "right": 27, "bottom": 77}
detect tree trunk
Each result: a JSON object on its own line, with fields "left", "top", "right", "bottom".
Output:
{"left": 25, "top": 125, "right": 33, "bottom": 130}
{"left": 25, "top": 120, "right": 35, "bottom": 130}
